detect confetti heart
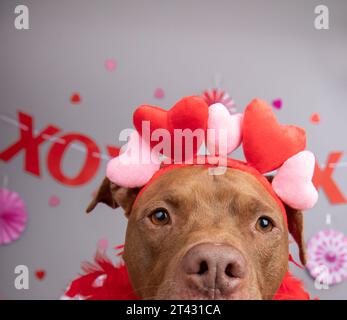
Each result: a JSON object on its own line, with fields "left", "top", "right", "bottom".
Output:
{"left": 310, "top": 113, "right": 320, "bottom": 124}
{"left": 70, "top": 93, "right": 81, "bottom": 104}
{"left": 35, "top": 270, "right": 46, "bottom": 280}
{"left": 104, "top": 58, "right": 117, "bottom": 72}
{"left": 272, "top": 99, "right": 282, "bottom": 109}
{"left": 97, "top": 238, "right": 108, "bottom": 250}
{"left": 154, "top": 88, "right": 165, "bottom": 99}
{"left": 49, "top": 195, "right": 60, "bottom": 207}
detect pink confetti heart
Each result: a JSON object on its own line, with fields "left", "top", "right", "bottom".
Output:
{"left": 154, "top": 88, "right": 165, "bottom": 99}
{"left": 272, "top": 99, "right": 282, "bottom": 109}
{"left": 49, "top": 195, "right": 60, "bottom": 207}
{"left": 104, "top": 58, "right": 117, "bottom": 72}
{"left": 97, "top": 238, "right": 108, "bottom": 250}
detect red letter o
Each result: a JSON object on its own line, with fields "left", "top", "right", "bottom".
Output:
{"left": 47, "top": 133, "right": 100, "bottom": 186}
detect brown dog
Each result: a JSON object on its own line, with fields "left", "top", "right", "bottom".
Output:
{"left": 87, "top": 165, "right": 306, "bottom": 300}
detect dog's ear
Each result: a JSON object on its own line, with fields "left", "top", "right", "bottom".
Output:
{"left": 265, "top": 175, "right": 306, "bottom": 266}
{"left": 285, "top": 205, "right": 306, "bottom": 265}
{"left": 86, "top": 177, "right": 140, "bottom": 217}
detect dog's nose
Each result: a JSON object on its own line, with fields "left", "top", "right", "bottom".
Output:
{"left": 181, "top": 243, "right": 247, "bottom": 296}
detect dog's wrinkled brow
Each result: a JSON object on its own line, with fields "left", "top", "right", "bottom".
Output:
{"left": 228, "top": 195, "right": 274, "bottom": 216}
{"left": 161, "top": 194, "right": 181, "bottom": 208}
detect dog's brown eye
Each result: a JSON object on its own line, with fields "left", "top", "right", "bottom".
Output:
{"left": 256, "top": 216, "right": 273, "bottom": 233}
{"left": 150, "top": 209, "right": 170, "bottom": 225}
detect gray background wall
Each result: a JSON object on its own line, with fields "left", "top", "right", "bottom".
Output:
{"left": 0, "top": 0, "right": 346, "bottom": 299}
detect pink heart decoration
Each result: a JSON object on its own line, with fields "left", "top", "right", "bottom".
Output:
{"left": 104, "top": 58, "right": 117, "bottom": 71}
{"left": 206, "top": 103, "right": 243, "bottom": 156}
{"left": 97, "top": 238, "right": 109, "bottom": 250}
{"left": 272, "top": 99, "right": 282, "bottom": 109}
{"left": 154, "top": 88, "right": 165, "bottom": 99}
{"left": 49, "top": 195, "right": 60, "bottom": 207}
{"left": 272, "top": 151, "right": 318, "bottom": 210}
{"left": 106, "top": 131, "right": 161, "bottom": 188}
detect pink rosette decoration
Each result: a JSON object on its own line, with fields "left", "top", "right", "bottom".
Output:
{"left": 202, "top": 88, "right": 237, "bottom": 114}
{"left": 306, "top": 229, "right": 347, "bottom": 285}
{"left": 0, "top": 188, "right": 28, "bottom": 245}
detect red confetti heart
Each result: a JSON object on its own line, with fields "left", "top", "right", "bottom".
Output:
{"left": 70, "top": 93, "right": 81, "bottom": 104}
{"left": 310, "top": 113, "right": 320, "bottom": 124}
{"left": 272, "top": 99, "right": 282, "bottom": 109}
{"left": 242, "top": 99, "right": 306, "bottom": 173}
{"left": 35, "top": 270, "right": 46, "bottom": 280}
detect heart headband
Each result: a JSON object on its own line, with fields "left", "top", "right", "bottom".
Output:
{"left": 106, "top": 96, "right": 318, "bottom": 211}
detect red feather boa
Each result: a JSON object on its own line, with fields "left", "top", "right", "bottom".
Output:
{"left": 64, "top": 254, "right": 310, "bottom": 300}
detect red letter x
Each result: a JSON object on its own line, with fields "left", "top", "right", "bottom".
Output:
{"left": 0, "top": 111, "right": 61, "bottom": 176}
{"left": 313, "top": 152, "right": 347, "bottom": 204}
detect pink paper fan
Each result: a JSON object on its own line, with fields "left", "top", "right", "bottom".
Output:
{"left": 202, "top": 88, "right": 236, "bottom": 114}
{"left": 306, "top": 229, "right": 347, "bottom": 285}
{"left": 0, "top": 188, "right": 28, "bottom": 245}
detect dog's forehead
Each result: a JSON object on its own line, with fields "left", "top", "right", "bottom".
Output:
{"left": 134, "top": 166, "right": 280, "bottom": 211}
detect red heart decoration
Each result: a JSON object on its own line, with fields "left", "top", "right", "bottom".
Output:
{"left": 242, "top": 99, "right": 306, "bottom": 173}
{"left": 35, "top": 270, "right": 46, "bottom": 280}
{"left": 310, "top": 113, "right": 320, "bottom": 124}
{"left": 70, "top": 93, "right": 81, "bottom": 104}
{"left": 133, "top": 96, "right": 208, "bottom": 162}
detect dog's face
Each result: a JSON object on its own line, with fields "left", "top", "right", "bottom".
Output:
{"left": 88, "top": 166, "right": 306, "bottom": 300}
